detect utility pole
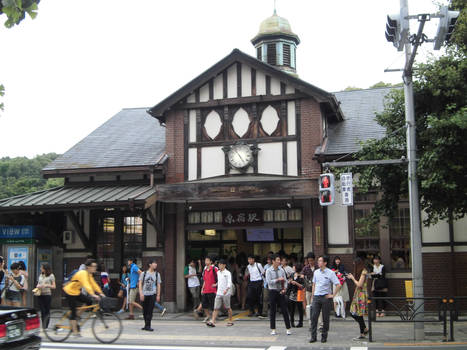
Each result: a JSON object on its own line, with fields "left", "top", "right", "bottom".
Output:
{"left": 399, "top": 0, "right": 425, "bottom": 340}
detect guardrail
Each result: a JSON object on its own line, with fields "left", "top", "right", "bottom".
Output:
{"left": 367, "top": 296, "right": 466, "bottom": 342}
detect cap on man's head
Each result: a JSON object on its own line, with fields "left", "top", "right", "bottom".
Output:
{"left": 306, "top": 252, "right": 315, "bottom": 259}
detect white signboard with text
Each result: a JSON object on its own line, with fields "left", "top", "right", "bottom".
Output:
{"left": 341, "top": 173, "right": 353, "bottom": 206}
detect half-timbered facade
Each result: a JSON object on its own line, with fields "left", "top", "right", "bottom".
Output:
{"left": 0, "top": 11, "right": 465, "bottom": 312}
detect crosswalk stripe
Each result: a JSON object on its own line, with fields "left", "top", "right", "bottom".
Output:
{"left": 350, "top": 347, "right": 368, "bottom": 350}
{"left": 41, "top": 343, "right": 265, "bottom": 350}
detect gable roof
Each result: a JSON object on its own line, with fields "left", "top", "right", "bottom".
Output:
{"left": 43, "top": 108, "right": 166, "bottom": 174}
{"left": 147, "top": 48, "right": 343, "bottom": 124}
{"left": 320, "top": 87, "right": 398, "bottom": 157}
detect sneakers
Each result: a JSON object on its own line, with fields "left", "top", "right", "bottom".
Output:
{"left": 142, "top": 327, "right": 154, "bottom": 332}
{"left": 203, "top": 316, "right": 209, "bottom": 323}
{"left": 286, "top": 330, "right": 292, "bottom": 335}
{"left": 353, "top": 335, "right": 366, "bottom": 341}
{"left": 270, "top": 330, "right": 277, "bottom": 335}
{"left": 161, "top": 308, "right": 167, "bottom": 316}
{"left": 193, "top": 310, "right": 200, "bottom": 320}
{"left": 116, "top": 309, "right": 125, "bottom": 314}
{"left": 71, "top": 333, "right": 82, "bottom": 338}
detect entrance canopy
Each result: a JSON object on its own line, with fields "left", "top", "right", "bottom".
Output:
{"left": 156, "top": 176, "right": 318, "bottom": 202}
{"left": 0, "top": 185, "right": 156, "bottom": 213}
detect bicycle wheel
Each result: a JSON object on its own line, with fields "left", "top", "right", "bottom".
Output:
{"left": 43, "top": 310, "right": 72, "bottom": 342}
{"left": 92, "top": 312, "right": 122, "bottom": 344}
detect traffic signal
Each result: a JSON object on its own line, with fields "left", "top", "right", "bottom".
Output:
{"left": 385, "top": 6, "right": 409, "bottom": 52}
{"left": 433, "top": 6, "right": 460, "bottom": 50}
{"left": 319, "top": 173, "right": 335, "bottom": 206}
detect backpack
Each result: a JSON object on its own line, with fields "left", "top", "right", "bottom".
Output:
{"left": 202, "top": 266, "right": 218, "bottom": 284}
{"left": 63, "top": 269, "right": 79, "bottom": 285}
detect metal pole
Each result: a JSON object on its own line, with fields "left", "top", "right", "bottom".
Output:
{"left": 401, "top": 0, "right": 424, "bottom": 341}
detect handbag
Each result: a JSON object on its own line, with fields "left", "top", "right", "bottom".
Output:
{"left": 32, "top": 287, "right": 41, "bottom": 296}
{"left": 1, "top": 278, "right": 10, "bottom": 300}
{"left": 374, "top": 278, "right": 388, "bottom": 290}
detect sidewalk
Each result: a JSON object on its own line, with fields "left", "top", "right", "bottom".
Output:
{"left": 44, "top": 309, "right": 467, "bottom": 348}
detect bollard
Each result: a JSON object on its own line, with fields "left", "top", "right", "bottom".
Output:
{"left": 368, "top": 298, "right": 373, "bottom": 342}
{"left": 442, "top": 299, "right": 447, "bottom": 342}
{"left": 449, "top": 298, "right": 455, "bottom": 342}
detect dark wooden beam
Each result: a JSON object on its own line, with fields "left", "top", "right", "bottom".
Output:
{"left": 251, "top": 68, "right": 256, "bottom": 96}
{"left": 188, "top": 134, "right": 298, "bottom": 147}
{"left": 65, "top": 211, "right": 91, "bottom": 250}
{"left": 209, "top": 79, "right": 214, "bottom": 101}
{"left": 266, "top": 75, "right": 271, "bottom": 95}
{"left": 156, "top": 179, "right": 318, "bottom": 202}
{"left": 176, "top": 92, "right": 307, "bottom": 110}
{"left": 223, "top": 71, "right": 228, "bottom": 99}
{"left": 237, "top": 62, "right": 242, "bottom": 98}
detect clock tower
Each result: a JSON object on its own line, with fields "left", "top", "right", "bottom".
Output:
{"left": 251, "top": 10, "right": 300, "bottom": 75}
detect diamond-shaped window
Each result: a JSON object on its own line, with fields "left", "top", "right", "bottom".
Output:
{"left": 261, "top": 105, "right": 279, "bottom": 135}
{"left": 232, "top": 108, "right": 250, "bottom": 137}
{"left": 204, "top": 111, "right": 222, "bottom": 139}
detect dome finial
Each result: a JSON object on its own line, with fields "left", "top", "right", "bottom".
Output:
{"left": 273, "top": 0, "right": 277, "bottom": 15}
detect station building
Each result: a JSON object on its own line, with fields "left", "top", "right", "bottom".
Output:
{"left": 1, "top": 12, "right": 465, "bottom": 310}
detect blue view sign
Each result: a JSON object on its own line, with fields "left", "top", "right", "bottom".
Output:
{"left": 0, "top": 226, "right": 36, "bottom": 243}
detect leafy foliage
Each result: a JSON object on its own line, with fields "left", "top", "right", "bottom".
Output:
{"left": 336, "top": 3, "right": 467, "bottom": 227}
{"left": 341, "top": 50, "right": 467, "bottom": 227}
{"left": 450, "top": 0, "right": 467, "bottom": 53}
{"left": 0, "top": 153, "right": 63, "bottom": 199}
{"left": 0, "top": 0, "right": 40, "bottom": 28}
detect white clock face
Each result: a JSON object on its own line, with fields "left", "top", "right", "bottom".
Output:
{"left": 228, "top": 144, "right": 253, "bottom": 169}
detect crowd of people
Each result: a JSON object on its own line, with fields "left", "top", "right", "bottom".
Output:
{"left": 185, "top": 251, "right": 389, "bottom": 342}
{"left": 0, "top": 251, "right": 389, "bottom": 341}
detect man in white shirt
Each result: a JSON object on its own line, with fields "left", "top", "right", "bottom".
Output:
{"left": 246, "top": 255, "right": 264, "bottom": 317}
{"left": 184, "top": 258, "right": 201, "bottom": 314}
{"left": 206, "top": 259, "right": 233, "bottom": 327}
{"left": 310, "top": 255, "right": 341, "bottom": 344}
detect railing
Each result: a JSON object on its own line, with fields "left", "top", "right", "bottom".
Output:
{"left": 367, "top": 296, "right": 466, "bottom": 342}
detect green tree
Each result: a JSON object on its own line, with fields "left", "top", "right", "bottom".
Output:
{"left": 0, "top": 0, "right": 39, "bottom": 28}
{"left": 342, "top": 3, "right": 467, "bottom": 226}
{"left": 0, "top": 0, "right": 40, "bottom": 113}
{"left": 0, "top": 153, "right": 63, "bottom": 199}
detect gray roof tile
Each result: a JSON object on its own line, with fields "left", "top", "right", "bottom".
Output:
{"left": 43, "top": 108, "right": 166, "bottom": 171}
{"left": 324, "top": 87, "right": 399, "bottom": 155}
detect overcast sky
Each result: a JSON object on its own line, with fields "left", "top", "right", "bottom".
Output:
{"left": 0, "top": 0, "right": 445, "bottom": 158}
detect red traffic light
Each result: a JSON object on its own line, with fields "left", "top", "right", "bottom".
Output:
{"left": 321, "top": 175, "right": 331, "bottom": 188}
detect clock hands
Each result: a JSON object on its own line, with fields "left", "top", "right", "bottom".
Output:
{"left": 233, "top": 149, "right": 245, "bottom": 163}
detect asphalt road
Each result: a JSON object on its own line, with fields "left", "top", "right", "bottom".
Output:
{"left": 40, "top": 343, "right": 467, "bottom": 350}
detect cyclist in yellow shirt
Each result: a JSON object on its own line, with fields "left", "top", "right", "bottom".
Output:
{"left": 63, "top": 259, "right": 105, "bottom": 336}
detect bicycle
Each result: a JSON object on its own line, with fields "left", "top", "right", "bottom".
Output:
{"left": 43, "top": 297, "right": 123, "bottom": 344}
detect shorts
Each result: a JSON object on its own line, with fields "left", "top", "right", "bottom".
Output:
{"left": 214, "top": 294, "right": 231, "bottom": 310}
{"left": 66, "top": 293, "right": 93, "bottom": 320}
{"left": 6, "top": 290, "right": 21, "bottom": 302}
{"left": 119, "top": 288, "right": 127, "bottom": 297}
{"left": 202, "top": 293, "right": 216, "bottom": 310}
{"left": 129, "top": 288, "right": 138, "bottom": 303}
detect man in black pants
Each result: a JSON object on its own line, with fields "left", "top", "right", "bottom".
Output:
{"left": 246, "top": 255, "right": 264, "bottom": 317}
{"left": 265, "top": 254, "right": 291, "bottom": 335}
{"left": 139, "top": 260, "right": 161, "bottom": 331}
{"left": 309, "top": 256, "right": 341, "bottom": 343}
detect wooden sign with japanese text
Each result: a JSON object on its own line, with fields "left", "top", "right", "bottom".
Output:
{"left": 222, "top": 209, "right": 263, "bottom": 226}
